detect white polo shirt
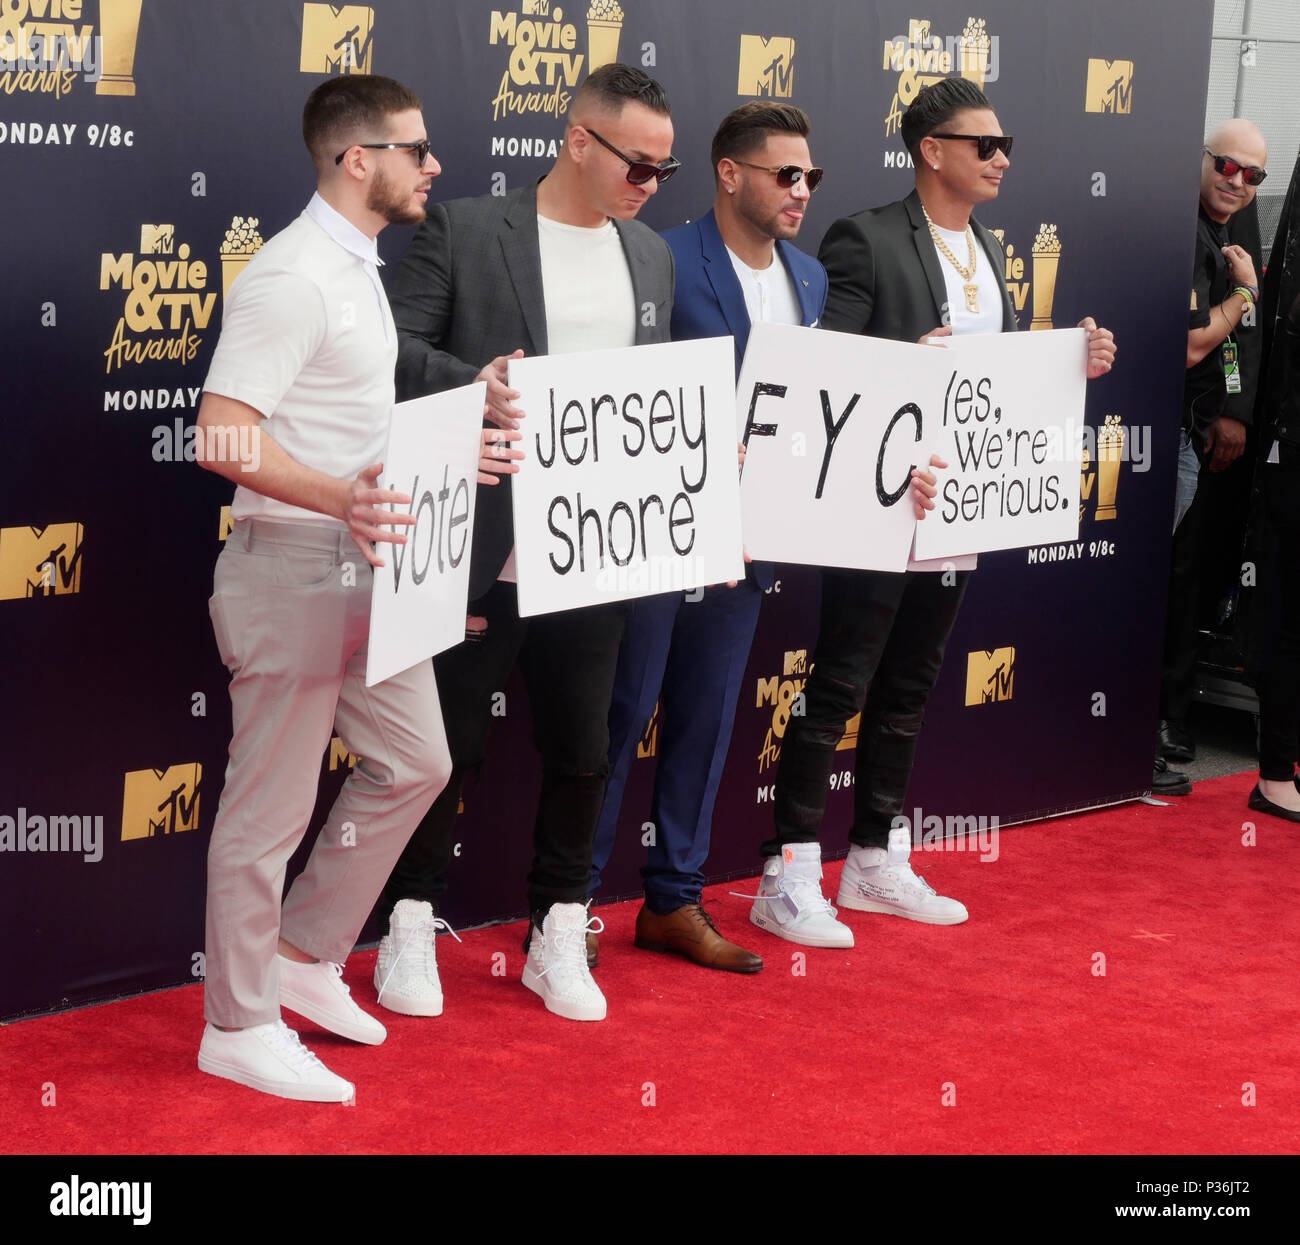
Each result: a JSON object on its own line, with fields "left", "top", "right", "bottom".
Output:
{"left": 203, "top": 193, "right": 396, "bottom": 527}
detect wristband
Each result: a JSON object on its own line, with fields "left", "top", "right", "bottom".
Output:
{"left": 1232, "top": 284, "right": 1258, "bottom": 308}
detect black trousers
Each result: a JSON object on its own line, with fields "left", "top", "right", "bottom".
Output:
{"left": 762, "top": 567, "right": 970, "bottom": 858}
{"left": 382, "top": 581, "right": 627, "bottom": 922}
{"left": 1255, "top": 444, "right": 1300, "bottom": 780}
{"left": 1160, "top": 460, "right": 1211, "bottom": 726}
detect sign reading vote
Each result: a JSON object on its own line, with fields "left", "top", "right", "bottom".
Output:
{"left": 509, "top": 338, "right": 745, "bottom": 617}
{"left": 736, "top": 322, "right": 935, "bottom": 572}
{"left": 911, "top": 328, "right": 1085, "bottom": 561}
{"left": 366, "top": 384, "right": 485, "bottom": 687}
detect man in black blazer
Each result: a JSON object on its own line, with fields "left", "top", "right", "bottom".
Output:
{"left": 379, "top": 65, "right": 679, "bottom": 1023}
{"left": 751, "top": 78, "right": 1116, "bottom": 949}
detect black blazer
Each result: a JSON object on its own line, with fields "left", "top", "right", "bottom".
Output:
{"left": 817, "top": 189, "right": 1017, "bottom": 344}
{"left": 388, "top": 181, "right": 676, "bottom": 599}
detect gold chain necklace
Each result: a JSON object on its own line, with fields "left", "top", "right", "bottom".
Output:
{"left": 921, "top": 203, "right": 979, "bottom": 314}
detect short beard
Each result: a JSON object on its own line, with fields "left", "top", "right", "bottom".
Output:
{"left": 367, "top": 164, "right": 424, "bottom": 226}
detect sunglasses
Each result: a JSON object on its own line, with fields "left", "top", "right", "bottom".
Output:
{"left": 585, "top": 127, "right": 681, "bottom": 185}
{"left": 733, "top": 160, "right": 825, "bottom": 192}
{"left": 334, "top": 139, "right": 431, "bottom": 166}
{"left": 930, "top": 133, "right": 1014, "bottom": 161}
{"left": 1204, "top": 147, "right": 1266, "bottom": 187}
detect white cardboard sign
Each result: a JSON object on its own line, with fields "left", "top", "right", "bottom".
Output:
{"left": 366, "top": 383, "right": 485, "bottom": 687}
{"left": 735, "top": 322, "right": 936, "bottom": 572}
{"left": 910, "top": 327, "right": 1086, "bottom": 560}
{"left": 509, "top": 338, "right": 744, "bottom": 617}
{"left": 735, "top": 323, "right": 1087, "bottom": 569}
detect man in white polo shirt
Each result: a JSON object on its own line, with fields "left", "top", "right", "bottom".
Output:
{"left": 193, "top": 75, "right": 465, "bottom": 1103}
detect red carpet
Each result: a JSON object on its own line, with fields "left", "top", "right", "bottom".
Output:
{"left": 3, "top": 771, "right": 1297, "bottom": 1155}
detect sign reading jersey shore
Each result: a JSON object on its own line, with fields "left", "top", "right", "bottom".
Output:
{"left": 911, "top": 328, "right": 1086, "bottom": 560}
{"left": 366, "top": 384, "right": 485, "bottom": 686}
{"left": 736, "top": 323, "right": 934, "bottom": 572}
{"left": 509, "top": 339, "right": 744, "bottom": 616}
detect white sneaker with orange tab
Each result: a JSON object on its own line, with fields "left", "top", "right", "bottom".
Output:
{"left": 748, "top": 843, "right": 854, "bottom": 948}
{"left": 836, "top": 827, "right": 969, "bottom": 925}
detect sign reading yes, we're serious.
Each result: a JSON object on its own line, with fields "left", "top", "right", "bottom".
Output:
{"left": 735, "top": 323, "right": 1085, "bottom": 568}
{"left": 366, "top": 384, "right": 485, "bottom": 687}
{"left": 509, "top": 338, "right": 744, "bottom": 617}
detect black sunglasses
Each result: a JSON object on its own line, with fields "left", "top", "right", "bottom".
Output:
{"left": 585, "top": 127, "right": 681, "bottom": 185}
{"left": 930, "top": 133, "right": 1013, "bottom": 161}
{"left": 1204, "top": 147, "right": 1266, "bottom": 187}
{"left": 733, "top": 160, "right": 825, "bottom": 192}
{"left": 334, "top": 139, "right": 431, "bottom": 166}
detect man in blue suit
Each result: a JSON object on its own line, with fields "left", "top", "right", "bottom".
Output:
{"left": 587, "top": 102, "right": 828, "bottom": 972}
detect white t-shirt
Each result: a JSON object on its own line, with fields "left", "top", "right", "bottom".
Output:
{"left": 908, "top": 222, "right": 1003, "bottom": 572}
{"left": 204, "top": 193, "right": 396, "bottom": 527}
{"left": 726, "top": 244, "right": 802, "bottom": 327}
{"left": 499, "top": 213, "right": 638, "bottom": 582}
{"left": 929, "top": 222, "right": 1005, "bottom": 337}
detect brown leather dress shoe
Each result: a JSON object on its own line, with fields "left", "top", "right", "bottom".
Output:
{"left": 634, "top": 903, "right": 763, "bottom": 973}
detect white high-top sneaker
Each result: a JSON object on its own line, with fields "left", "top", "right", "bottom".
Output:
{"left": 374, "top": 899, "right": 458, "bottom": 1017}
{"left": 747, "top": 843, "right": 854, "bottom": 948}
{"left": 521, "top": 903, "right": 606, "bottom": 1021}
{"left": 837, "top": 826, "right": 969, "bottom": 924}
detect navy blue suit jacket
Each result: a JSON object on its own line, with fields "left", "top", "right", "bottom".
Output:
{"left": 662, "top": 209, "right": 828, "bottom": 589}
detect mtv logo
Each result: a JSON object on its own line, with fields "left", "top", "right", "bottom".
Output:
{"left": 300, "top": 4, "right": 375, "bottom": 75}
{"left": 783, "top": 649, "right": 807, "bottom": 676}
{"left": 523, "top": 0, "right": 551, "bottom": 13}
{"left": 908, "top": 19, "right": 932, "bottom": 45}
{"left": 637, "top": 701, "right": 661, "bottom": 759}
{"left": 121, "top": 764, "right": 203, "bottom": 840}
{"left": 0, "top": 523, "right": 85, "bottom": 599}
{"left": 1085, "top": 59, "right": 1134, "bottom": 114}
{"left": 328, "top": 735, "right": 360, "bottom": 771}
{"left": 965, "top": 649, "right": 1015, "bottom": 706}
{"left": 836, "top": 711, "right": 861, "bottom": 752}
{"left": 218, "top": 505, "right": 234, "bottom": 542}
{"left": 139, "top": 224, "right": 175, "bottom": 254}
{"left": 738, "top": 35, "right": 796, "bottom": 98}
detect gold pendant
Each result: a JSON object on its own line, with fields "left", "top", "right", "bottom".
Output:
{"left": 964, "top": 284, "right": 979, "bottom": 314}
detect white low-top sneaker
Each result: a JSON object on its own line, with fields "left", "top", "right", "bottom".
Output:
{"left": 198, "top": 1020, "right": 355, "bottom": 1103}
{"left": 278, "top": 956, "right": 387, "bottom": 1044}
{"left": 836, "top": 827, "right": 969, "bottom": 924}
{"left": 746, "top": 843, "right": 854, "bottom": 948}
{"left": 521, "top": 903, "right": 606, "bottom": 1021}
{"left": 375, "top": 899, "right": 459, "bottom": 1017}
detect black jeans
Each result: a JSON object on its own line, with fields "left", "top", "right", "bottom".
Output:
{"left": 1255, "top": 444, "right": 1300, "bottom": 780}
{"left": 762, "top": 568, "right": 970, "bottom": 857}
{"left": 383, "top": 581, "right": 627, "bottom": 922}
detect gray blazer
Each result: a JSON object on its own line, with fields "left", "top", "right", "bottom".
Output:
{"left": 388, "top": 180, "right": 675, "bottom": 599}
{"left": 817, "top": 188, "right": 1017, "bottom": 344}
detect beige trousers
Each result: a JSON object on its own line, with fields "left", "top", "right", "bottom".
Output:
{"left": 204, "top": 519, "right": 451, "bottom": 1028}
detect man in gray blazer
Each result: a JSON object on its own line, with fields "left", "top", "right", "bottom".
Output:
{"left": 379, "top": 64, "right": 679, "bottom": 1024}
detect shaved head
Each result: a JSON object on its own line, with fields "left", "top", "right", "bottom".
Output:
{"left": 1201, "top": 117, "right": 1267, "bottom": 222}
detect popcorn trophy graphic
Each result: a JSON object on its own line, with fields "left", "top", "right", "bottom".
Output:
{"left": 1095, "top": 415, "right": 1125, "bottom": 521}
{"left": 220, "top": 217, "right": 266, "bottom": 300}
{"left": 958, "top": 18, "right": 990, "bottom": 87}
{"left": 1030, "top": 223, "right": 1061, "bottom": 331}
{"left": 587, "top": 1, "right": 625, "bottom": 73}
{"left": 95, "top": 0, "right": 144, "bottom": 96}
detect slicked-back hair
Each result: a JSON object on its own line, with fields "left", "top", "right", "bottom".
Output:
{"left": 569, "top": 62, "right": 671, "bottom": 124}
{"left": 303, "top": 74, "right": 423, "bottom": 168}
{"left": 710, "top": 101, "right": 811, "bottom": 182}
{"left": 901, "top": 77, "right": 994, "bottom": 160}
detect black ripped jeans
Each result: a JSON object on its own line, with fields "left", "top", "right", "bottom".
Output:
{"left": 383, "top": 580, "right": 627, "bottom": 924}
{"left": 762, "top": 568, "right": 971, "bottom": 857}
